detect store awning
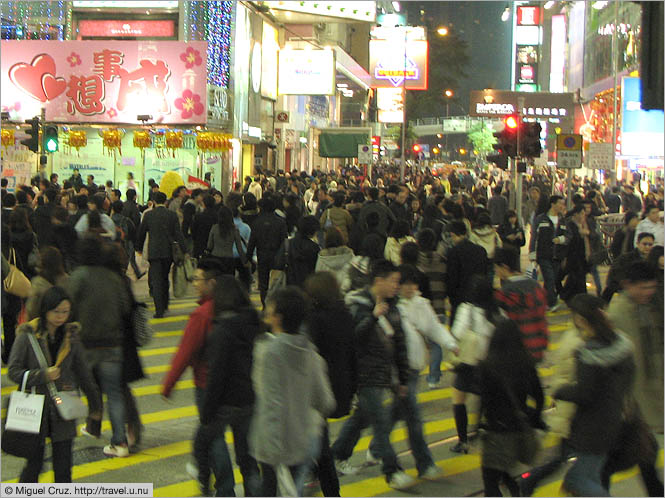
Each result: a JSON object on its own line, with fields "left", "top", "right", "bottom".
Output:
{"left": 319, "top": 132, "right": 369, "bottom": 157}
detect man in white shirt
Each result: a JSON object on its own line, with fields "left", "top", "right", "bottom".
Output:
{"left": 74, "top": 195, "right": 116, "bottom": 239}
{"left": 634, "top": 205, "right": 664, "bottom": 246}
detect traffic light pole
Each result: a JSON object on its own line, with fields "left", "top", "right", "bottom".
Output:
{"left": 40, "top": 107, "right": 45, "bottom": 155}
{"left": 514, "top": 98, "right": 524, "bottom": 226}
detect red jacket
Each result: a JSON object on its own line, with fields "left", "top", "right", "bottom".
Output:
{"left": 162, "top": 297, "right": 215, "bottom": 397}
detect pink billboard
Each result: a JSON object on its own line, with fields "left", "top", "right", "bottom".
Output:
{"left": 1, "top": 41, "right": 208, "bottom": 125}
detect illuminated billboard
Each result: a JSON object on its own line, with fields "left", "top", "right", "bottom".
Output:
{"left": 377, "top": 87, "right": 404, "bottom": 123}
{"left": 369, "top": 39, "right": 428, "bottom": 90}
{"left": 278, "top": 49, "right": 335, "bottom": 95}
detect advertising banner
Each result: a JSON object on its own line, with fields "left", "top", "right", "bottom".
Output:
{"left": 377, "top": 87, "right": 404, "bottom": 123}
{"left": 621, "top": 77, "right": 664, "bottom": 157}
{"left": 369, "top": 39, "right": 428, "bottom": 90}
{"left": 1, "top": 40, "right": 208, "bottom": 124}
{"left": 278, "top": 49, "right": 335, "bottom": 96}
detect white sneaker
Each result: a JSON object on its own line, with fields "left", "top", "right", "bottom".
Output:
{"left": 336, "top": 459, "right": 360, "bottom": 475}
{"left": 366, "top": 449, "right": 380, "bottom": 466}
{"left": 185, "top": 462, "right": 198, "bottom": 480}
{"left": 103, "top": 444, "right": 129, "bottom": 458}
{"left": 548, "top": 302, "right": 562, "bottom": 313}
{"left": 388, "top": 471, "right": 416, "bottom": 490}
{"left": 427, "top": 381, "right": 439, "bottom": 390}
{"left": 420, "top": 465, "right": 444, "bottom": 481}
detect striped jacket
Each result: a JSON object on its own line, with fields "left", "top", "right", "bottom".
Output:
{"left": 495, "top": 275, "right": 549, "bottom": 362}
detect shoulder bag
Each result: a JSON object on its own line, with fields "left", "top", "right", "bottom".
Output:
{"left": 131, "top": 301, "right": 154, "bottom": 347}
{"left": 268, "top": 239, "right": 289, "bottom": 298}
{"left": 2, "top": 371, "right": 45, "bottom": 457}
{"left": 3, "top": 248, "right": 32, "bottom": 298}
{"left": 28, "top": 333, "right": 88, "bottom": 421}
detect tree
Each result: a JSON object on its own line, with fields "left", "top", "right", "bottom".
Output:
{"left": 467, "top": 122, "right": 497, "bottom": 158}
{"left": 385, "top": 123, "right": 417, "bottom": 153}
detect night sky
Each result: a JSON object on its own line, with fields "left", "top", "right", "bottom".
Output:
{"left": 406, "top": 1, "right": 513, "bottom": 109}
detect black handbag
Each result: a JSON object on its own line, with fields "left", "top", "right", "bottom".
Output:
{"left": 1, "top": 427, "right": 43, "bottom": 459}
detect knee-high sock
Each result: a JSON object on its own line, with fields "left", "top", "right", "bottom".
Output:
{"left": 453, "top": 404, "right": 468, "bottom": 443}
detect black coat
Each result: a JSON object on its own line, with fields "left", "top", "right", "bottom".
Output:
{"left": 344, "top": 288, "right": 410, "bottom": 389}
{"left": 136, "top": 206, "right": 186, "bottom": 260}
{"left": 307, "top": 302, "right": 358, "bottom": 418}
{"left": 445, "top": 239, "right": 488, "bottom": 306}
{"left": 246, "top": 212, "right": 287, "bottom": 265}
{"left": 121, "top": 200, "right": 141, "bottom": 229}
{"left": 191, "top": 208, "right": 218, "bottom": 259}
{"left": 201, "top": 307, "right": 260, "bottom": 424}
{"left": 276, "top": 234, "right": 319, "bottom": 288}
{"left": 529, "top": 212, "right": 567, "bottom": 262}
{"left": 32, "top": 203, "right": 54, "bottom": 248}
{"left": 46, "top": 223, "right": 78, "bottom": 272}
{"left": 555, "top": 334, "right": 635, "bottom": 454}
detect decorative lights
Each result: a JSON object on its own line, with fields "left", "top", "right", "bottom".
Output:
{"left": 188, "top": 1, "right": 233, "bottom": 87}
{"left": 2, "top": 1, "right": 67, "bottom": 40}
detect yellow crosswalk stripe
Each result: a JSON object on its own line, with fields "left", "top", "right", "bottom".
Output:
{"left": 149, "top": 315, "right": 190, "bottom": 325}
{"left": 147, "top": 302, "right": 199, "bottom": 311}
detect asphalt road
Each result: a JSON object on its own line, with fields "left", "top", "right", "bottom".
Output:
{"left": 1, "top": 267, "right": 662, "bottom": 497}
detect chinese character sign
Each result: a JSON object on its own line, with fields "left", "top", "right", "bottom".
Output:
{"left": 1, "top": 41, "right": 208, "bottom": 124}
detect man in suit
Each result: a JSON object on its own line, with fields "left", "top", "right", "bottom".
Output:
{"left": 445, "top": 220, "right": 488, "bottom": 326}
{"left": 136, "top": 191, "right": 187, "bottom": 318}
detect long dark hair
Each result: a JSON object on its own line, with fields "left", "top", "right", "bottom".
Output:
{"left": 484, "top": 318, "right": 535, "bottom": 373}
{"left": 38, "top": 246, "right": 66, "bottom": 285}
{"left": 466, "top": 274, "right": 500, "bottom": 323}
{"left": 216, "top": 205, "right": 235, "bottom": 237}
{"left": 568, "top": 294, "right": 617, "bottom": 345}
{"left": 304, "top": 271, "right": 343, "bottom": 308}
{"left": 39, "top": 286, "right": 72, "bottom": 334}
{"left": 214, "top": 275, "right": 252, "bottom": 315}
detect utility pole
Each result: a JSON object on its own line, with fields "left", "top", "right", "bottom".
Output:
{"left": 610, "top": 0, "right": 620, "bottom": 186}
{"left": 400, "top": 26, "right": 407, "bottom": 183}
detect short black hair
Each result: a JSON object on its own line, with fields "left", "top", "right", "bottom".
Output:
{"left": 126, "top": 188, "right": 136, "bottom": 201}
{"left": 197, "top": 257, "right": 224, "bottom": 279}
{"left": 2, "top": 193, "right": 16, "bottom": 208}
{"left": 111, "top": 189, "right": 122, "bottom": 199}
{"left": 1, "top": 178, "right": 7, "bottom": 188}
{"left": 624, "top": 212, "right": 638, "bottom": 225}
{"left": 417, "top": 228, "right": 437, "bottom": 252}
{"left": 449, "top": 220, "right": 467, "bottom": 236}
{"left": 367, "top": 187, "right": 379, "bottom": 201}
{"left": 549, "top": 195, "right": 564, "bottom": 208}
{"left": 111, "top": 200, "right": 124, "bottom": 214}
{"left": 637, "top": 232, "right": 655, "bottom": 243}
{"left": 494, "top": 247, "right": 520, "bottom": 272}
{"left": 370, "top": 259, "right": 398, "bottom": 282}
{"left": 398, "top": 264, "right": 420, "bottom": 285}
{"left": 624, "top": 260, "right": 656, "bottom": 282}
{"left": 153, "top": 191, "right": 167, "bottom": 204}
{"left": 644, "top": 204, "right": 660, "bottom": 215}
{"left": 268, "top": 286, "right": 307, "bottom": 334}
{"left": 76, "top": 194, "right": 88, "bottom": 209}
{"left": 191, "top": 188, "right": 204, "bottom": 199}
{"left": 400, "top": 241, "right": 419, "bottom": 266}
{"left": 44, "top": 188, "right": 57, "bottom": 203}
{"left": 298, "top": 215, "right": 320, "bottom": 238}
{"left": 202, "top": 194, "right": 215, "bottom": 210}
{"left": 324, "top": 227, "right": 344, "bottom": 248}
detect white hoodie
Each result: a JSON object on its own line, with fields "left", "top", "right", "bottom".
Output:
{"left": 397, "top": 292, "right": 458, "bottom": 370}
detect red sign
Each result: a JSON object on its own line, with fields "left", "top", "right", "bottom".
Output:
{"left": 517, "top": 6, "right": 541, "bottom": 26}
{"left": 78, "top": 20, "right": 175, "bottom": 39}
{"left": 1, "top": 41, "right": 208, "bottom": 124}
{"left": 371, "top": 136, "right": 381, "bottom": 146}
{"left": 520, "top": 65, "right": 535, "bottom": 81}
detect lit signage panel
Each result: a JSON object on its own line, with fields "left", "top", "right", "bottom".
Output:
{"left": 278, "top": 49, "right": 335, "bottom": 96}
{"left": 264, "top": 1, "right": 376, "bottom": 22}
{"left": 73, "top": 1, "right": 178, "bottom": 8}
{"left": 550, "top": 15, "right": 566, "bottom": 93}
{"left": 77, "top": 20, "right": 175, "bottom": 38}
{"left": 369, "top": 39, "right": 428, "bottom": 90}
{"left": 515, "top": 25, "right": 541, "bottom": 45}
{"left": 377, "top": 87, "right": 404, "bottom": 123}
{"left": 261, "top": 23, "right": 279, "bottom": 100}
{"left": 517, "top": 6, "right": 541, "bottom": 26}
{"left": 621, "top": 77, "right": 664, "bottom": 157}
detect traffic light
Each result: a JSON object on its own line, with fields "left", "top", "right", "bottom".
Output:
{"left": 499, "top": 114, "right": 519, "bottom": 157}
{"left": 413, "top": 144, "right": 421, "bottom": 153}
{"left": 520, "top": 122, "right": 542, "bottom": 158}
{"left": 43, "top": 125, "right": 59, "bottom": 153}
{"left": 20, "top": 117, "right": 40, "bottom": 153}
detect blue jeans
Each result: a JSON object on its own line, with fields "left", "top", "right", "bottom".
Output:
{"left": 331, "top": 386, "right": 399, "bottom": 477}
{"left": 369, "top": 372, "right": 435, "bottom": 474}
{"left": 259, "top": 436, "right": 321, "bottom": 496}
{"left": 426, "top": 337, "right": 443, "bottom": 384}
{"left": 93, "top": 358, "right": 127, "bottom": 446}
{"left": 564, "top": 452, "right": 609, "bottom": 497}
{"left": 538, "top": 259, "right": 559, "bottom": 307}
{"left": 589, "top": 265, "right": 602, "bottom": 296}
{"left": 194, "top": 388, "right": 261, "bottom": 497}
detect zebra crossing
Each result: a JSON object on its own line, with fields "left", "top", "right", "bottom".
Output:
{"left": 1, "top": 293, "right": 661, "bottom": 496}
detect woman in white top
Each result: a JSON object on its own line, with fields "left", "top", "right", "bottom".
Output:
{"left": 449, "top": 274, "right": 502, "bottom": 454}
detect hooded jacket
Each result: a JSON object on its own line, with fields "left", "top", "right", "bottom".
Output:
{"left": 201, "top": 307, "right": 261, "bottom": 424}
{"left": 250, "top": 333, "right": 335, "bottom": 466}
{"left": 554, "top": 332, "right": 635, "bottom": 454}
{"left": 344, "top": 288, "right": 410, "bottom": 388}
{"left": 340, "top": 255, "right": 371, "bottom": 294}
{"left": 469, "top": 226, "right": 502, "bottom": 260}
{"left": 315, "top": 246, "right": 354, "bottom": 282}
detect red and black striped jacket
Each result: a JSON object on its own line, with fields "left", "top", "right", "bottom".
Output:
{"left": 495, "top": 276, "right": 549, "bottom": 362}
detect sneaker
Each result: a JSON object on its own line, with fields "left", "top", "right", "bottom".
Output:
{"left": 387, "top": 471, "right": 416, "bottom": 490}
{"left": 336, "top": 459, "right": 360, "bottom": 476}
{"left": 103, "top": 444, "right": 129, "bottom": 458}
{"left": 81, "top": 418, "right": 101, "bottom": 438}
{"left": 420, "top": 465, "right": 444, "bottom": 481}
{"left": 548, "top": 302, "right": 562, "bottom": 313}
{"left": 366, "top": 449, "right": 380, "bottom": 466}
{"left": 450, "top": 441, "right": 469, "bottom": 454}
{"left": 427, "top": 380, "right": 440, "bottom": 390}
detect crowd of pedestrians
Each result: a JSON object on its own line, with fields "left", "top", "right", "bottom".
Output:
{"left": 1, "top": 165, "right": 663, "bottom": 496}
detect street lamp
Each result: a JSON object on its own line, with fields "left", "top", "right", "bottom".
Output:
{"left": 437, "top": 26, "right": 449, "bottom": 36}
{"left": 501, "top": 5, "right": 511, "bottom": 22}
{"left": 444, "top": 89, "right": 454, "bottom": 98}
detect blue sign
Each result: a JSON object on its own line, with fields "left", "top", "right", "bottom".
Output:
{"left": 621, "top": 77, "right": 664, "bottom": 157}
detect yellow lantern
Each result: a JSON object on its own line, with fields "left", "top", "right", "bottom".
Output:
{"left": 68, "top": 130, "right": 87, "bottom": 151}
{"left": 159, "top": 170, "right": 185, "bottom": 199}
{"left": 1, "top": 128, "right": 15, "bottom": 148}
{"left": 165, "top": 131, "right": 183, "bottom": 157}
{"left": 133, "top": 130, "right": 151, "bottom": 161}
{"left": 101, "top": 129, "right": 123, "bottom": 157}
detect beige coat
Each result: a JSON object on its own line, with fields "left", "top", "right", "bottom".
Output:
{"left": 544, "top": 327, "right": 584, "bottom": 438}
{"left": 608, "top": 292, "right": 664, "bottom": 432}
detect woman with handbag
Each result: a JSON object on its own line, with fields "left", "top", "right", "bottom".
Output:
{"left": 449, "top": 275, "right": 501, "bottom": 454}
{"left": 554, "top": 294, "right": 635, "bottom": 496}
{"left": 205, "top": 205, "right": 247, "bottom": 275}
{"left": 477, "top": 319, "right": 544, "bottom": 496}
{"left": 7, "top": 286, "right": 102, "bottom": 482}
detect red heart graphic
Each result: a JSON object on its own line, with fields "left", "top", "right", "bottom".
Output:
{"left": 42, "top": 74, "right": 67, "bottom": 101}
{"left": 9, "top": 54, "right": 57, "bottom": 103}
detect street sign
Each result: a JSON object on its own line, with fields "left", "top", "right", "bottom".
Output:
{"left": 556, "top": 133, "right": 582, "bottom": 169}
{"left": 586, "top": 142, "right": 614, "bottom": 169}
{"left": 357, "top": 144, "right": 372, "bottom": 164}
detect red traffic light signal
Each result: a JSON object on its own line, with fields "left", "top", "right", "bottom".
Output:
{"left": 504, "top": 115, "right": 519, "bottom": 130}
{"left": 413, "top": 144, "right": 421, "bottom": 153}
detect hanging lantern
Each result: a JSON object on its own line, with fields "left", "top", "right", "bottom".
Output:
{"left": 196, "top": 131, "right": 212, "bottom": 153}
{"left": 133, "top": 130, "right": 151, "bottom": 161}
{"left": 67, "top": 130, "right": 87, "bottom": 152}
{"left": 1, "top": 128, "right": 15, "bottom": 148}
{"left": 165, "top": 131, "right": 183, "bottom": 157}
{"left": 153, "top": 130, "right": 166, "bottom": 159}
{"left": 101, "top": 129, "right": 123, "bottom": 157}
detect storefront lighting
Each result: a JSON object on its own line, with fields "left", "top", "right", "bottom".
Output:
{"left": 544, "top": 1, "right": 556, "bottom": 9}
{"left": 299, "top": 137, "right": 308, "bottom": 144}
{"left": 592, "top": 1, "right": 608, "bottom": 9}
{"left": 501, "top": 5, "right": 511, "bottom": 22}
{"left": 392, "top": 2, "right": 401, "bottom": 13}
{"left": 336, "top": 83, "right": 348, "bottom": 88}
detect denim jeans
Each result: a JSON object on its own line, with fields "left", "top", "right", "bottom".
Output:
{"left": 563, "top": 452, "right": 609, "bottom": 497}
{"left": 92, "top": 356, "right": 127, "bottom": 446}
{"left": 538, "top": 259, "right": 559, "bottom": 307}
{"left": 260, "top": 435, "right": 321, "bottom": 496}
{"left": 589, "top": 265, "right": 602, "bottom": 296}
{"left": 194, "top": 388, "right": 261, "bottom": 497}
{"left": 369, "top": 372, "right": 435, "bottom": 475}
{"left": 426, "top": 337, "right": 443, "bottom": 384}
{"left": 331, "top": 386, "right": 399, "bottom": 477}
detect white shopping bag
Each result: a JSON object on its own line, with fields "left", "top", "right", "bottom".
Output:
{"left": 276, "top": 464, "right": 297, "bottom": 497}
{"left": 5, "top": 372, "right": 45, "bottom": 434}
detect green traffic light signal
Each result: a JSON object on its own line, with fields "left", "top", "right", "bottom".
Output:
{"left": 43, "top": 125, "right": 58, "bottom": 153}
